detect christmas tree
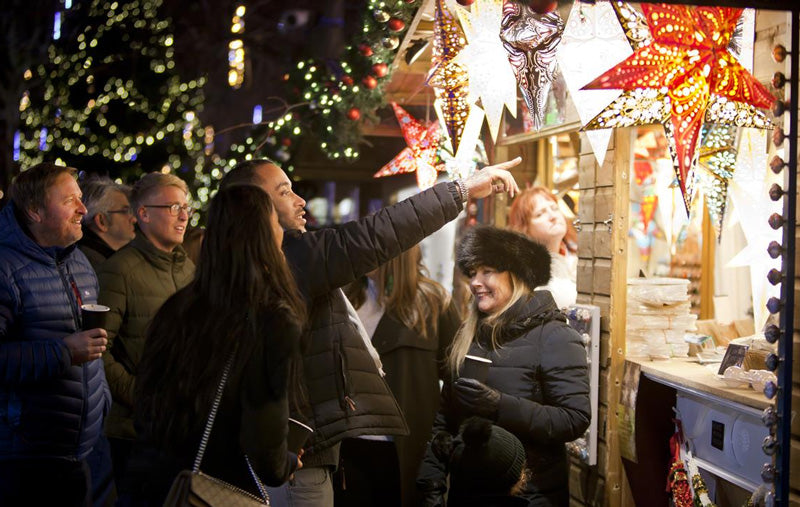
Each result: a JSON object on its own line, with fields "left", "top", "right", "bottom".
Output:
{"left": 18, "top": 0, "right": 205, "bottom": 182}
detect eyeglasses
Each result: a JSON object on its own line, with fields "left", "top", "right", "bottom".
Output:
{"left": 106, "top": 207, "right": 131, "bottom": 215}
{"left": 145, "top": 203, "right": 194, "bottom": 217}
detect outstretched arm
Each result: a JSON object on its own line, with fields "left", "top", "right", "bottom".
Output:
{"left": 288, "top": 158, "right": 522, "bottom": 299}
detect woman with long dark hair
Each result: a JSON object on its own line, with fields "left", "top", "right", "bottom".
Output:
{"left": 417, "top": 226, "right": 590, "bottom": 506}
{"left": 120, "top": 185, "right": 306, "bottom": 504}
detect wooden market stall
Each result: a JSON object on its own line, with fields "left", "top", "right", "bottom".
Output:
{"left": 387, "top": 0, "right": 800, "bottom": 505}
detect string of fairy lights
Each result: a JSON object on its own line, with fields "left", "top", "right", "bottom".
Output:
{"left": 16, "top": 0, "right": 420, "bottom": 222}
{"left": 17, "top": 0, "right": 206, "bottom": 186}
{"left": 212, "top": 0, "right": 420, "bottom": 176}
{"left": 228, "top": 5, "right": 246, "bottom": 89}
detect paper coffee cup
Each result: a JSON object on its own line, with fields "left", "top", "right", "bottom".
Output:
{"left": 461, "top": 355, "right": 492, "bottom": 383}
{"left": 287, "top": 418, "right": 313, "bottom": 454}
{"left": 81, "top": 304, "right": 110, "bottom": 331}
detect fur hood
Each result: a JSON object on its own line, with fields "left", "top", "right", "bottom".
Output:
{"left": 456, "top": 226, "right": 551, "bottom": 290}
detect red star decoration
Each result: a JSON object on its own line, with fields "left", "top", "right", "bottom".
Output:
{"left": 374, "top": 102, "right": 444, "bottom": 190}
{"left": 583, "top": 5, "right": 775, "bottom": 210}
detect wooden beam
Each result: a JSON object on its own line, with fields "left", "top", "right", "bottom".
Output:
{"left": 700, "top": 202, "right": 715, "bottom": 319}
{"left": 606, "top": 127, "right": 632, "bottom": 507}
{"left": 391, "top": 0, "right": 435, "bottom": 73}
{"left": 361, "top": 124, "right": 402, "bottom": 137}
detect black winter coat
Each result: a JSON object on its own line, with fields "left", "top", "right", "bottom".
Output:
{"left": 283, "top": 181, "right": 463, "bottom": 466}
{"left": 372, "top": 301, "right": 460, "bottom": 507}
{"left": 418, "top": 291, "right": 591, "bottom": 506}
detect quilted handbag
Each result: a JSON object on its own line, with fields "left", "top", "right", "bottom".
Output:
{"left": 164, "top": 354, "right": 270, "bottom": 506}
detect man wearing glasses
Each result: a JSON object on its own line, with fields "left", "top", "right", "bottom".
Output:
{"left": 78, "top": 177, "right": 137, "bottom": 269}
{"left": 96, "top": 172, "right": 195, "bottom": 486}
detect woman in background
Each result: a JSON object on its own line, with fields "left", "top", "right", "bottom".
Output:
{"left": 338, "top": 244, "right": 460, "bottom": 507}
{"left": 120, "top": 185, "right": 305, "bottom": 505}
{"left": 508, "top": 187, "right": 577, "bottom": 309}
{"left": 418, "top": 226, "right": 590, "bottom": 506}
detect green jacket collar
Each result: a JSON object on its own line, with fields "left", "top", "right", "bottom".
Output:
{"left": 130, "top": 231, "right": 187, "bottom": 270}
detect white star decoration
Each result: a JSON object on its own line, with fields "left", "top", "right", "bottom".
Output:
{"left": 454, "top": 0, "right": 517, "bottom": 142}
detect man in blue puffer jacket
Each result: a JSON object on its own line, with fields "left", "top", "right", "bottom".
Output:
{"left": 0, "top": 163, "right": 112, "bottom": 506}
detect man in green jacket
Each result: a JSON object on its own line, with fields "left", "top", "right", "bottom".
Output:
{"left": 97, "top": 172, "right": 195, "bottom": 485}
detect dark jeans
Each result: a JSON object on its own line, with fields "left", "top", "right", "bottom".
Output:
{"left": 0, "top": 458, "right": 92, "bottom": 507}
{"left": 108, "top": 436, "right": 134, "bottom": 490}
{"left": 88, "top": 434, "right": 117, "bottom": 507}
{"left": 334, "top": 438, "right": 401, "bottom": 507}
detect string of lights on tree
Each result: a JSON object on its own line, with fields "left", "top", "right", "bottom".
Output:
{"left": 209, "top": 0, "right": 420, "bottom": 181}
{"left": 17, "top": 0, "right": 206, "bottom": 184}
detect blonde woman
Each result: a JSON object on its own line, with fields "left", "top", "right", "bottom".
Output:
{"left": 417, "top": 226, "right": 590, "bottom": 506}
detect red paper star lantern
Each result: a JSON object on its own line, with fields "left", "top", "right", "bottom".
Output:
{"left": 583, "top": 5, "right": 775, "bottom": 210}
{"left": 374, "top": 103, "right": 444, "bottom": 190}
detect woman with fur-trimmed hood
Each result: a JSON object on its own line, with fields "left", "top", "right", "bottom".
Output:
{"left": 417, "top": 226, "right": 591, "bottom": 506}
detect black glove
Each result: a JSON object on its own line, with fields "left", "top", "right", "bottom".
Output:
{"left": 419, "top": 487, "right": 446, "bottom": 507}
{"left": 453, "top": 378, "right": 501, "bottom": 420}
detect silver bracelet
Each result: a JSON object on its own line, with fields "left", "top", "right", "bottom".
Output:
{"left": 455, "top": 179, "right": 469, "bottom": 203}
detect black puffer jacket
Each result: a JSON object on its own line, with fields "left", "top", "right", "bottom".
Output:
{"left": 284, "top": 181, "right": 463, "bottom": 464}
{"left": 418, "top": 291, "right": 590, "bottom": 506}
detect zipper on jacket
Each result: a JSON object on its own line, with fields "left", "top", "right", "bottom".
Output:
{"left": 57, "top": 261, "right": 82, "bottom": 328}
{"left": 336, "top": 343, "right": 356, "bottom": 412}
{"left": 57, "top": 261, "right": 89, "bottom": 452}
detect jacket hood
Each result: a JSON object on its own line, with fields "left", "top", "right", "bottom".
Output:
{"left": 0, "top": 202, "right": 77, "bottom": 264}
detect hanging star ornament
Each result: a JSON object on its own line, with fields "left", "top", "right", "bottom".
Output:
{"left": 374, "top": 103, "right": 444, "bottom": 190}
{"left": 556, "top": 0, "right": 632, "bottom": 166}
{"left": 427, "top": 0, "right": 472, "bottom": 156}
{"left": 499, "top": 0, "right": 564, "bottom": 132}
{"left": 694, "top": 124, "right": 737, "bottom": 238}
{"left": 582, "top": 4, "right": 775, "bottom": 213}
{"left": 584, "top": 4, "right": 769, "bottom": 225}
{"left": 454, "top": 0, "right": 517, "bottom": 142}
{"left": 727, "top": 129, "right": 779, "bottom": 331}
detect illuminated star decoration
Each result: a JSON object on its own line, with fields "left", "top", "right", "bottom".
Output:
{"left": 633, "top": 160, "right": 658, "bottom": 230}
{"left": 427, "top": 0, "right": 471, "bottom": 156}
{"left": 585, "top": 4, "right": 769, "bottom": 231}
{"left": 583, "top": 4, "right": 775, "bottom": 213}
{"left": 454, "top": 0, "right": 517, "bottom": 142}
{"left": 374, "top": 102, "right": 444, "bottom": 190}
{"left": 727, "top": 129, "right": 779, "bottom": 331}
{"left": 695, "top": 124, "right": 737, "bottom": 238}
{"left": 556, "top": 0, "right": 632, "bottom": 166}
{"left": 499, "top": 0, "right": 564, "bottom": 132}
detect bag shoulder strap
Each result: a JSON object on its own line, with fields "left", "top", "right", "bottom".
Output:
{"left": 193, "top": 352, "right": 234, "bottom": 471}
{"left": 192, "top": 350, "right": 270, "bottom": 504}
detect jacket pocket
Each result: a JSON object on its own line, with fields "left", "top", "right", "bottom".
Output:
{"left": 334, "top": 338, "right": 356, "bottom": 412}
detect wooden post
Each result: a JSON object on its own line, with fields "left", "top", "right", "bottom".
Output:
{"left": 606, "top": 127, "right": 631, "bottom": 506}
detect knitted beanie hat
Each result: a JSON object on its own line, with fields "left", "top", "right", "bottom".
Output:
{"left": 456, "top": 226, "right": 551, "bottom": 290}
{"left": 449, "top": 417, "right": 527, "bottom": 496}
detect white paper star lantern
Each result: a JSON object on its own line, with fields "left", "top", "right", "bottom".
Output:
{"left": 556, "top": 0, "right": 632, "bottom": 166}
{"left": 454, "top": 0, "right": 517, "bottom": 142}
